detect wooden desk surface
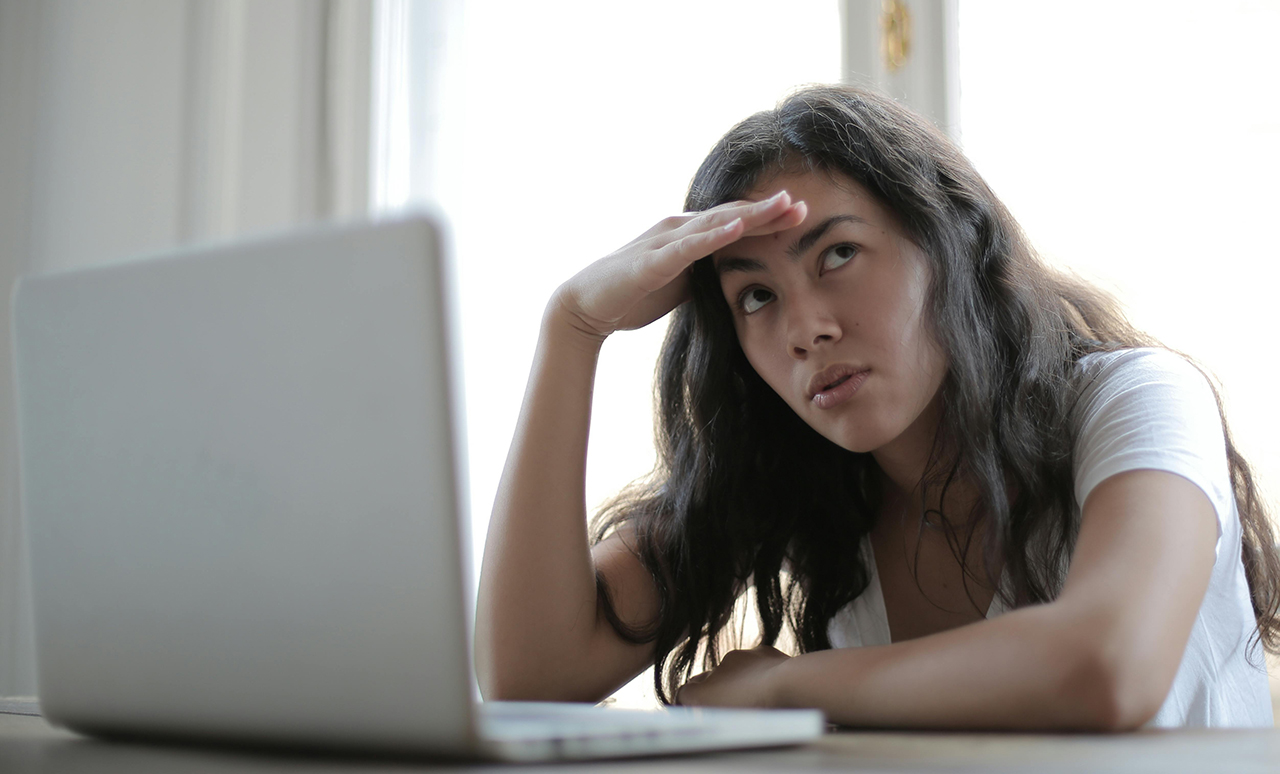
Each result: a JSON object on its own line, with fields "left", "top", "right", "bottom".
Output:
{"left": 3, "top": 712, "right": 1279, "bottom": 773}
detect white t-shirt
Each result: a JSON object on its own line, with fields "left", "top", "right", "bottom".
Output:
{"left": 826, "top": 348, "right": 1274, "bottom": 728}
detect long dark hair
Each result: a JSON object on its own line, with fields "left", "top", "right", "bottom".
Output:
{"left": 592, "top": 84, "right": 1280, "bottom": 703}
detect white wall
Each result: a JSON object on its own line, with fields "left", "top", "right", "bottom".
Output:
{"left": 0, "top": 0, "right": 373, "bottom": 698}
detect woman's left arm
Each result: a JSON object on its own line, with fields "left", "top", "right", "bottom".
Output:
{"left": 677, "top": 469, "right": 1218, "bottom": 731}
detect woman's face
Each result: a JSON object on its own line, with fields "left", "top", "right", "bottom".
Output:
{"left": 713, "top": 171, "right": 947, "bottom": 457}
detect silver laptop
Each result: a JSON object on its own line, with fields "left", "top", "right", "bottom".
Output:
{"left": 12, "top": 213, "right": 824, "bottom": 760}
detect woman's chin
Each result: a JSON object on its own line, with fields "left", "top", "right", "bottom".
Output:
{"left": 810, "top": 422, "right": 887, "bottom": 455}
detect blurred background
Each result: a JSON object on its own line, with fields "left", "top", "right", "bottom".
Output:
{"left": 1, "top": 0, "right": 1276, "bottom": 715}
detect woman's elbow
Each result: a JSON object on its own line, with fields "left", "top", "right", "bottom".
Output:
{"left": 474, "top": 645, "right": 555, "bottom": 702}
{"left": 478, "top": 668, "right": 539, "bottom": 703}
{"left": 1064, "top": 635, "right": 1169, "bottom": 731}
{"left": 473, "top": 632, "right": 540, "bottom": 702}
{"left": 476, "top": 658, "right": 554, "bottom": 702}
{"left": 475, "top": 645, "right": 608, "bottom": 703}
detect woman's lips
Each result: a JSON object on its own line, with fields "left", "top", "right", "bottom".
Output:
{"left": 809, "top": 368, "right": 870, "bottom": 410}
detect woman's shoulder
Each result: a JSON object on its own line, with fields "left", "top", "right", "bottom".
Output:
{"left": 1072, "top": 347, "right": 1217, "bottom": 418}
{"left": 1070, "top": 346, "right": 1234, "bottom": 538}
{"left": 1072, "top": 346, "right": 1222, "bottom": 438}
{"left": 1075, "top": 346, "right": 1207, "bottom": 386}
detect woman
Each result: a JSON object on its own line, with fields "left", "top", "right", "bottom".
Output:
{"left": 474, "top": 85, "right": 1279, "bottom": 729}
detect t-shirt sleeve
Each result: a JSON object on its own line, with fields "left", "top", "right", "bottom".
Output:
{"left": 1073, "top": 348, "right": 1234, "bottom": 557}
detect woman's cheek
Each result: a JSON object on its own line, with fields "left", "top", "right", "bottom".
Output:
{"left": 742, "top": 339, "right": 789, "bottom": 401}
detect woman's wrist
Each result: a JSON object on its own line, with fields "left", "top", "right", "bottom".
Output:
{"left": 543, "top": 292, "right": 611, "bottom": 355}
{"left": 765, "top": 652, "right": 800, "bottom": 709}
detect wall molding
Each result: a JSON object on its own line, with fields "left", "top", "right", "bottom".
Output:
{"left": 842, "top": 0, "right": 960, "bottom": 139}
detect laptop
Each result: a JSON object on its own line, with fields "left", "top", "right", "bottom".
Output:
{"left": 11, "top": 212, "right": 824, "bottom": 760}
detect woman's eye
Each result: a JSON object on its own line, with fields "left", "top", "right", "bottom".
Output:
{"left": 739, "top": 287, "right": 775, "bottom": 314}
{"left": 821, "top": 244, "right": 858, "bottom": 272}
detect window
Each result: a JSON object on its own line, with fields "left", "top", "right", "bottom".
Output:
{"left": 960, "top": 1, "right": 1280, "bottom": 535}
{"left": 374, "top": 0, "right": 843, "bottom": 705}
{"left": 373, "top": 0, "right": 1279, "bottom": 710}
{"left": 959, "top": 0, "right": 1280, "bottom": 706}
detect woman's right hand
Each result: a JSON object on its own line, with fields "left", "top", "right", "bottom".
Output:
{"left": 552, "top": 191, "right": 808, "bottom": 342}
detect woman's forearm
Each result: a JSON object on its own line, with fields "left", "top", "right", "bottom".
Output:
{"left": 677, "top": 471, "right": 1212, "bottom": 731}
{"left": 771, "top": 603, "right": 1140, "bottom": 731}
{"left": 474, "top": 300, "right": 609, "bottom": 700}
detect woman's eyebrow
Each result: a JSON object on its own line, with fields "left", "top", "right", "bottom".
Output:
{"left": 788, "top": 214, "right": 869, "bottom": 258}
{"left": 715, "top": 256, "right": 767, "bottom": 276}
{"left": 715, "top": 213, "right": 871, "bottom": 276}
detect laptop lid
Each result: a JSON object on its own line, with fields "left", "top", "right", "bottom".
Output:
{"left": 13, "top": 214, "right": 477, "bottom": 754}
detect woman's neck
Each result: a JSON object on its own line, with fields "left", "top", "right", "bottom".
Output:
{"left": 872, "top": 391, "right": 946, "bottom": 496}
{"left": 872, "top": 392, "right": 985, "bottom": 531}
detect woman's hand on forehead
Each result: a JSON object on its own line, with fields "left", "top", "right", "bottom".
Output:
{"left": 672, "top": 193, "right": 812, "bottom": 239}
{"left": 551, "top": 193, "right": 807, "bottom": 343}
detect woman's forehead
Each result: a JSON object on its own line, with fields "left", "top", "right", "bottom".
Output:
{"left": 745, "top": 170, "right": 886, "bottom": 218}
{"left": 713, "top": 174, "right": 893, "bottom": 258}
{"left": 709, "top": 172, "right": 927, "bottom": 282}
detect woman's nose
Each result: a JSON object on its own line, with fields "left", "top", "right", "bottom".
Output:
{"left": 787, "top": 296, "right": 842, "bottom": 359}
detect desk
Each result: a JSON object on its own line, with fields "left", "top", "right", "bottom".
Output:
{"left": 3, "top": 712, "right": 1279, "bottom": 773}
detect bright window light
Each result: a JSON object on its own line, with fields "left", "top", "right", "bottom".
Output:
{"left": 959, "top": 1, "right": 1280, "bottom": 511}
{"left": 958, "top": 0, "right": 1280, "bottom": 703}
{"left": 373, "top": 0, "right": 843, "bottom": 706}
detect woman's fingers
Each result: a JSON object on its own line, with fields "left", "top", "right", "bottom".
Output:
{"left": 667, "top": 191, "right": 796, "bottom": 243}
{"left": 639, "top": 197, "right": 807, "bottom": 289}
{"left": 637, "top": 192, "right": 788, "bottom": 243}
{"left": 741, "top": 200, "right": 807, "bottom": 237}
{"left": 638, "top": 218, "right": 742, "bottom": 290}
{"left": 556, "top": 191, "right": 809, "bottom": 338}
{"left": 675, "top": 671, "right": 710, "bottom": 705}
